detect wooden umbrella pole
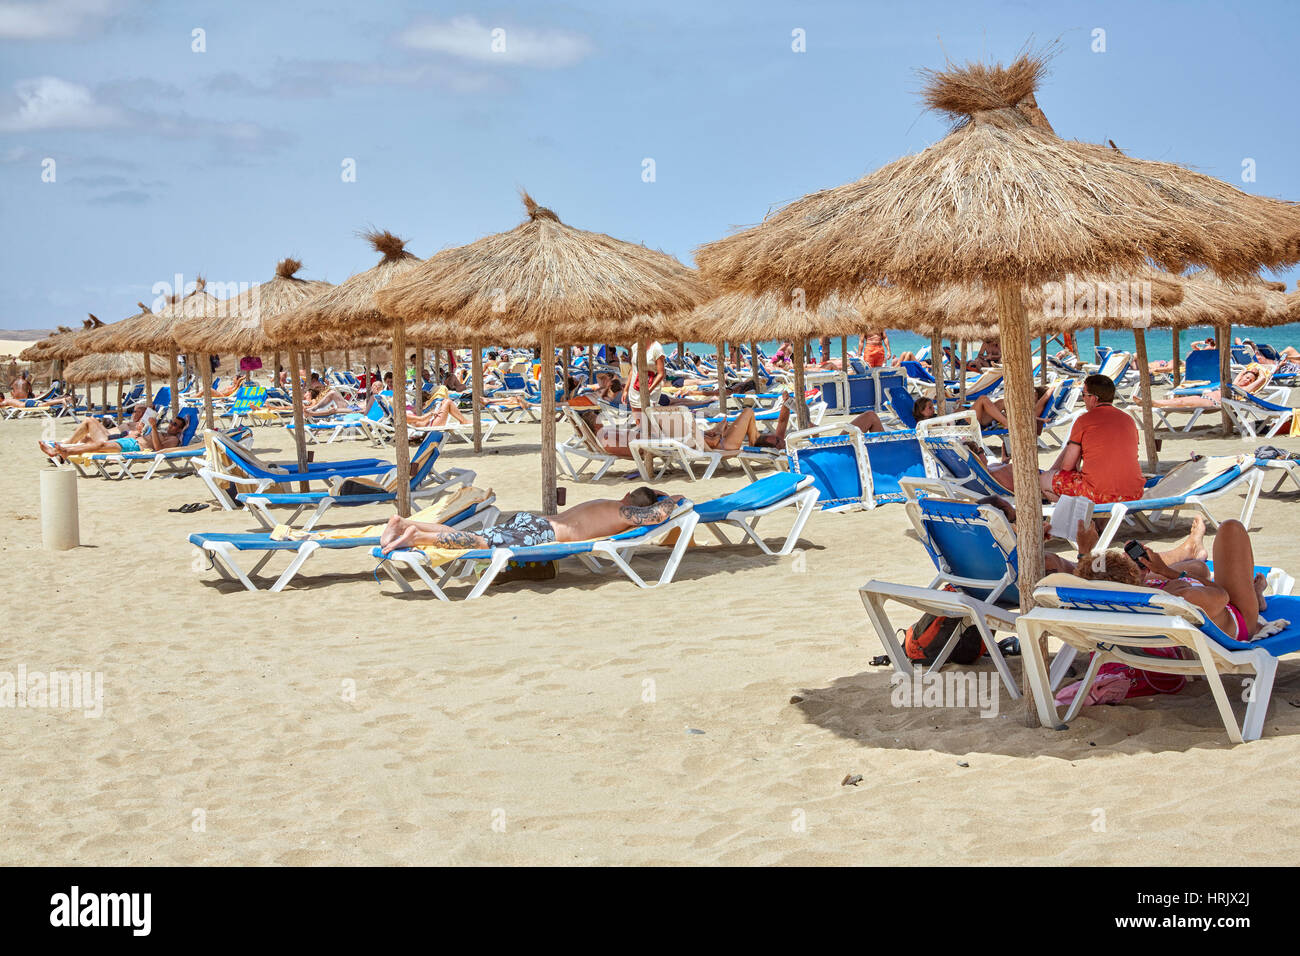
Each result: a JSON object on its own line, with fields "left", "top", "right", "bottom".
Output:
{"left": 201, "top": 353, "right": 214, "bottom": 430}
{"left": 716, "top": 341, "right": 728, "bottom": 417}
{"left": 839, "top": 336, "right": 848, "bottom": 372}
{"left": 930, "top": 332, "right": 944, "bottom": 413}
{"left": 472, "top": 346, "right": 483, "bottom": 454}
{"left": 168, "top": 352, "right": 180, "bottom": 417}
{"left": 415, "top": 347, "right": 425, "bottom": 409}
{"left": 540, "top": 328, "right": 558, "bottom": 514}
{"left": 391, "top": 325, "right": 411, "bottom": 517}
{"left": 792, "top": 338, "right": 810, "bottom": 429}
{"left": 587, "top": 343, "right": 594, "bottom": 379}
{"left": 1217, "top": 323, "right": 1232, "bottom": 437}
{"left": 272, "top": 351, "right": 280, "bottom": 388}
{"left": 1171, "top": 329, "right": 1181, "bottom": 386}
{"left": 995, "top": 283, "right": 1046, "bottom": 727}
{"left": 1039, "top": 336, "right": 1048, "bottom": 385}
{"left": 364, "top": 348, "right": 372, "bottom": 384}
{"left": 115, "top": 380, "right": 123, "bottom": 424}
{"left": 1093, "top": 327, "right": 1101, "bottom": 363}
{"left": 287, "top": 349, "right": 308, "bottom": 490}
{"left": 637, "top": 340, "right": 650, "bottom": 423}
{"left": 1133, "top": 327, "right": 1159, "bottom": 470}
{"left": 100, "top": 380, "right": 107, "bottom": 416}
{"left": 344, "top": 349, "right": 350, "bottom": 373}
{"left": 959, "top": 340, "right": 968, "bottom": 407}
{"left": 751, "top": 339, "right": 761, "bottom": 390}
{"left": 143, "top": 354, "right": 153, "bottom": 407}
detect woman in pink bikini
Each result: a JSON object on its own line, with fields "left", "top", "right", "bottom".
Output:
{"left": 1071, "top": 517, "right": 1268, "bottom": 642}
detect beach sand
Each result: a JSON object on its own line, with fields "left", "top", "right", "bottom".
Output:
{"left": 2, "top": 409, "right": 1299, "bottom": 865}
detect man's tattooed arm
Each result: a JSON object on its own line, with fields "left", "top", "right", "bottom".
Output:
{"left": 427, "top": 530, "right": 489, "bottom": 548}
{"left": 618, "top": 498, "right": 675, "bottom": 527}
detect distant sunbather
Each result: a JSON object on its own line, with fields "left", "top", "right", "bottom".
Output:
{"left": 849, "top": 396, "right": 937, "bottom": 433}
{"left": 1152, "top": 365, "right": 1268, "bottom": 409}
{"left": 380, "top": 486, "right": 679, "bottom": 553}
{"left": 40, "top": 415, "right": 186, "bottom": 461}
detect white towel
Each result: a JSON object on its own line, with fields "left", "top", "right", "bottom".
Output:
{"left": 1251, "top": 618, "right": 1290, "bottom": 641}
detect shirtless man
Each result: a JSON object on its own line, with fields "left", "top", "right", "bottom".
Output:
{"left": 40, "top": 413, "right": 187, "bottom": 461}
{"left": 380, "top": 486, "right": 680, "bottom": 553}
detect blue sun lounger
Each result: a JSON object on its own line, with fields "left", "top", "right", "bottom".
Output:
{"left": 787, "top": 423, "right": 926, "bottom": 510}
{"left": 238, "top": 431, "right": 475, "bottom": 531}
{"left": 188, "top": 494, "right": 498, "bottom": 592}
{"left": 373, "top": 498, "right": 699, "bottom": 600}
{"left": 197, "top": 430, "right": 394, "bottom": 509}
{"left": 1019, "top": 573, "right": 1300, "bottom": 743}
{"left": 693, "top": 472, "right": 819, "bottom": 555}
{"left": 67, "top": 409, "right": 242, "bottom": 480}
{"left": 859, "top": 496, "right": 1025, "bottom": 697}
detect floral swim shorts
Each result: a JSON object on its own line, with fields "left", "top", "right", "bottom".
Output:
{"left": 481, "top": 511, "right": 556, "bottom": 548}
{"left": 1050, "top": 469, "right": 1139, "bottom": 505}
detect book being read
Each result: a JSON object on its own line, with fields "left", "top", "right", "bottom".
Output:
{"left": 1049, "top": 494, "right": 1095, "bottom": 547}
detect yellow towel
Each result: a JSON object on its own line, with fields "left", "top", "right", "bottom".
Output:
{"left": 271, "top": 487, "right": 490, "bottom": 542}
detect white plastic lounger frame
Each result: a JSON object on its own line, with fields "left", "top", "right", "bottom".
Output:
{"left": 699, "top": 475, "right": 819, "bottom": 556}
{"left": 1018, "top": 574, "right": 1300, "bottom": 743}
{"left": 376, "top": 502, "right": 699, "bottom": 600}
{"left": 193, "top": 498, "right": 499, "bottom": 593}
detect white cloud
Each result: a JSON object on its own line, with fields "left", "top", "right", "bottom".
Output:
{"left": 0, "top": 0, "right": 119, "bottom": 40}
{"left": 0, "top": 76, "right": 125, "bottom": 131}
{"left": 398, "top": 15, "right": 592, "bottom": 68}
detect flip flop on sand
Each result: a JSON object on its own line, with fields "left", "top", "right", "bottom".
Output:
{"left": 168, "top": 502, "right": 210, "bottom": 514}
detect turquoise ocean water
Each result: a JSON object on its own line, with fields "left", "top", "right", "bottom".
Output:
{"left": 679, "top": 324, "right": 1300, "bottom": 364}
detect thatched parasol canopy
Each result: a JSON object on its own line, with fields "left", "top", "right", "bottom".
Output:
{"left": 64, "top": 351, "right": 166, "bottom": 384}
{"left": 24, "top": 315, "right": 109, "bottom": 361}
{"left": 18, "top": 324, "right": 76, "bottom": 361}
{"left": 266, "top": 231, "right": 420, "bottom": 347}
{"left": 696, "top": 56, "right": 1300, "bottom": 301}
{"left": 377, "top": 192, "right": 706, "bottom": 332}
{"left": 100, "top": 278, "right": 221, "bottom": 354}
{"left": 171, "top": 258, "right": 331, "bottom": 354}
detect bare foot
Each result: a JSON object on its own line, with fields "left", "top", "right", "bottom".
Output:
{"left": 385, "top": 525, "right": 421, "bottom": 554}
{"left": 1255, "top": 572, "right": 1269, "bottom": 613}
{"left": 39, "top": 441, "right": 64, "bottom": 461}
{"left": 379, "top": 515, "right": 405, "bottom": 551}
{"left": 1188, "top": 515, "right": 1208, "bottom": 561}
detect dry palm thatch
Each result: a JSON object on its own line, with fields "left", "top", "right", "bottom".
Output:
{"left": 172, "top": 258, "right": 332, "bottom": 354}
{"left": 266, "top": 230, "right": 421, "bottom": 347}
{"left": 377, "top": 192, "right": 706, "bottom": 331}
{"left": 25, "top": 315, "right": 107, "bottom": 361}
{"left": 697, "top": 55, "right": 1300, "bottom": 300}
{"left": 102, "top": 277, "right": 223, "bottom": 353}
{"left": 63, "top": 351, "right": 166, "bottom": 384}
{"left": 1184, "top": 271, "right": 1296, "bottom": 328}
{"left": 18, "top": 324, "right": 76, "bottom": 361}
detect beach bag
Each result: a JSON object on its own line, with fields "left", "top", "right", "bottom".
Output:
{"left": 239, "top": 355, "right": 263, "bottom": 372}
{"left": 902, "top": 613, "right": 984, "bottom": 665}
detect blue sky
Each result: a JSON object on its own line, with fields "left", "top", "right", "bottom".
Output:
{"left": 1, "top": 0, "right": 1297, "bottom": 330}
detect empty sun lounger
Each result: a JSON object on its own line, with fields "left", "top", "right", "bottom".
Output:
{"left": 786, "top": 423, "right": 926, "bottom": 510}
{"left": 693, "top": 472, "right": 819, "bottom": 555}
{"left": 859, "top": 496, "right": 1025, "bottom": 697}
{"left": 238, "top": 431, "right": 475, "bottom": 530}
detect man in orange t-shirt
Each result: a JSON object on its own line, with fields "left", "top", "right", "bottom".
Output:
{"left": 1040, "top": 374, "right": 1145, "bottom": 503}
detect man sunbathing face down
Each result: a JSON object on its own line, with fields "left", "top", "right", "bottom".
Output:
{"left": 379, "top": 486, "right": 680, "bottom": 554}
{"left": 40, "top": 414, "right": 187, "bottom": 461}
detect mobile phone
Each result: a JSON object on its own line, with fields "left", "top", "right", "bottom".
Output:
{"left": 1123, "top": 539, "right": 1148, "bottom": 564}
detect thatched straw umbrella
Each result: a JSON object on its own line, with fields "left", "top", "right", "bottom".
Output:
{"left": 100, "top": 278, "right": 223, "bottom": 418}
{"left": 377, "top": 192, "right": 706, "bottom": 512}
{"left": 65, "top": 351, "right": 166, "bottom": 417}
{"left": 265, "top": 232, "right": 420, "bottom": 497}
{"left": 696, "top": 53, "right": 1300, "bottom": 722}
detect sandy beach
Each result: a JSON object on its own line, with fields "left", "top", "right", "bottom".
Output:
{"left": 3, "top": 411, "right": 1299, "bottom": 866}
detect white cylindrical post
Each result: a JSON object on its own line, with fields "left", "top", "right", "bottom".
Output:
{"left": 40, "top": 468, "right": 79, "bottom": 550}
